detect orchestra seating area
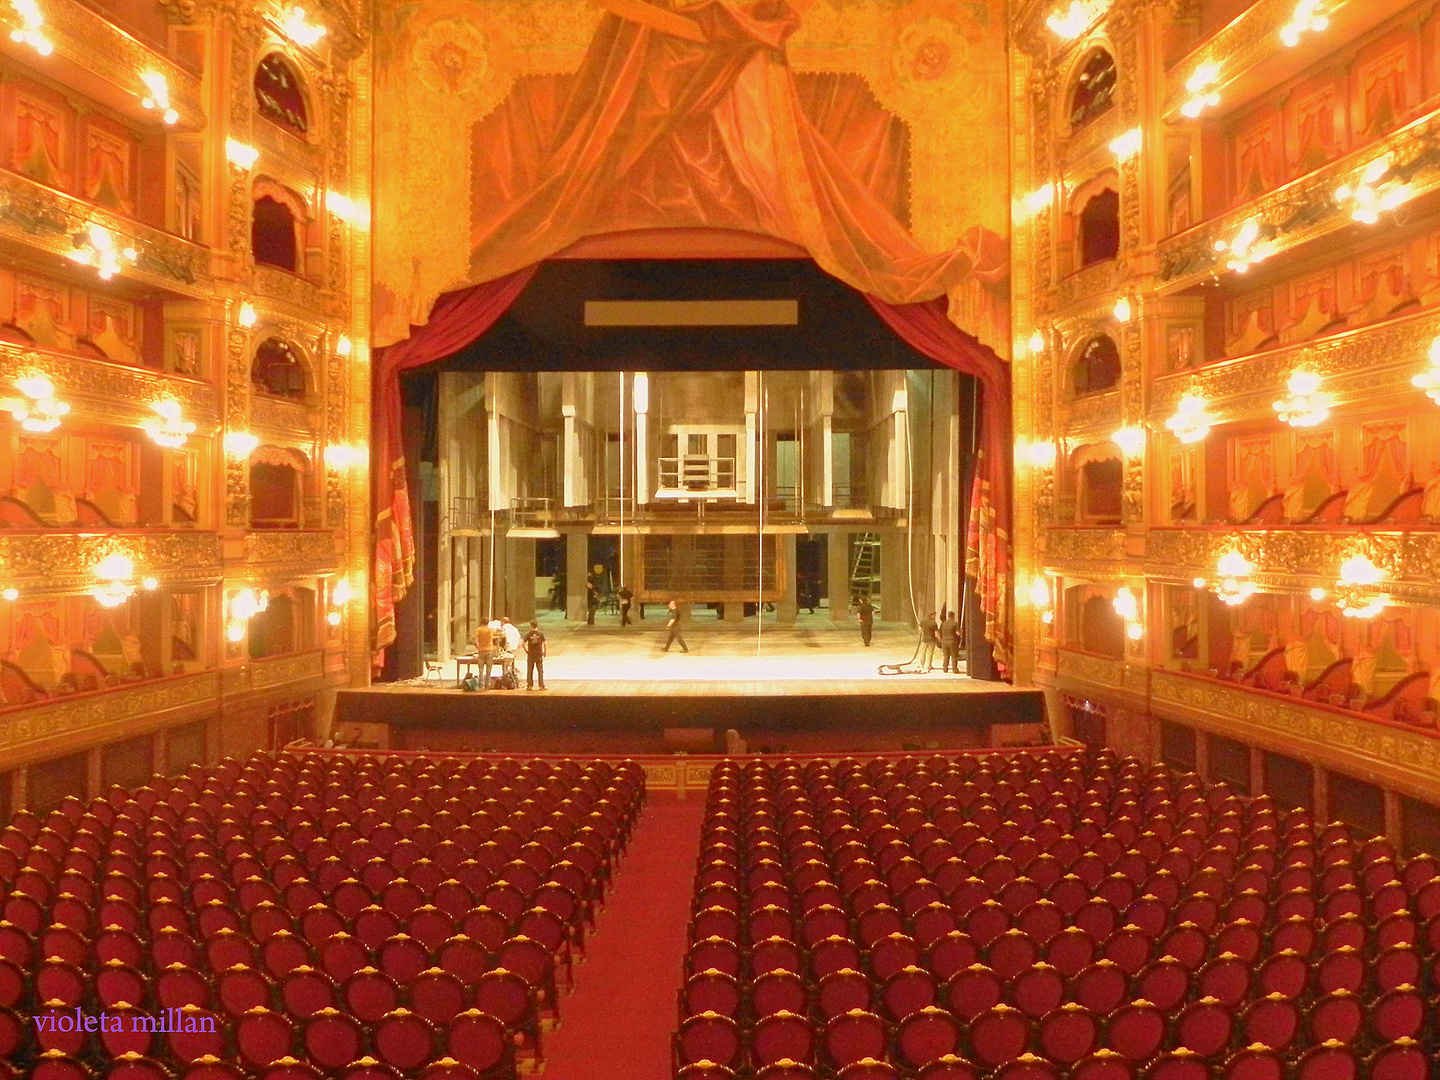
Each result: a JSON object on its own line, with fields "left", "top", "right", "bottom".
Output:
{"left": 0, "top": 753, "right": 645, "bottom": 1080}
{"left": 672, "top": 749, "right": 1439, "bottom": 1080}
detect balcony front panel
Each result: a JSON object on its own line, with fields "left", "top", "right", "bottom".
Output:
{"left": 0, "top": 530, "right": 221, "bottom": 591}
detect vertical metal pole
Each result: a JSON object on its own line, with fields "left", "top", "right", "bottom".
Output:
{"left": 757, "top": 373, "right": 765, "bottom": 657}
{"left": 619, "top": 372, "right": 626, "bottom": 588}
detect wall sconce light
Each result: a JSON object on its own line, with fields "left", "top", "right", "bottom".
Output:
{"left": 67, "top": 224, "right": 137, "bottom": 280}
{"left": 1111, "top": 426, "right": 1145, "bottom": 457}
{"left": 224, "top": 431, "right": 260, "bottom": 458}
{"left": 1112, "top": 294, "right": 1133, "bottom": 323}
{"left": 3, "top": 374, "right": 70, "bottom": 432}
{"left": 1164, "top": 393, "right": 1213, "bottom": 444}
{"left": 279, "top": 5, "right": 326, "bottom": 46}
{"left": 336, "top": 335, "right": 353, "bottom": 356}
{"left": 238, "top": 302, "right": 257, "bottom": 328}
{"left": 1027, "top": 329, "right": 1046, "bottom": 355}
{"left": 1021, "top": 184, "right": 1054, "bottom": 219}
{"left": 1335, "top": 155, "right": 1411, "bottom": 225}
{"left": 1, "top": 587, "right": 16, "bottom": 601}
{"left": 141, "top": 399, "right": 195, "bottom": 448}
{"left": 1309, "top": 587, "right": 1328, "bottom": 601}
{"left": 1274, "top": 370, "right": 1332, "bottom": 427}
{"left": 1028, "top": 576, "right": 1054, "bottom": 624}
{"left": 1113, "top": 586, "right": 1143, "bottom": 639}
{"left": 324, "top": 443, "right": 366, "bottom": 469}
{"left": 9, "top": 0, "right": 52, "bottom": 54}
{"left": 1213, "top": 218, "right": 1276, "bottom": 273}
{"left": 227, "top": 586, "right": 269, "bottom": 641}
{"left": 1045, "top": 0, "right": 1108, "bottom": 40}
{"left": 1109, "top": 128, "right": 1142, "bottom": 161}
{"left": 327, "top": 577, "right": 353, "bottom": 626}
{"left": 139, "top": 72, "right": 178, "bottom": 124}
{"left": 327, "top": 192, "right": 368, "bottom": 228}
{"left": 1412, "top": 336, "right": 1440, "bottom": 403}
{"left": 1334, "top": 555, "right": 1387, "bottom": 618}
{"left": 225, "top": 139, "right": 259, "bottom": 169}
{"left": 1207, "top": 550, "right": 1257, "bottom": 606}
{"left": 1181, "top": 62, "right": 1221, "bottom": 118}
{"left": 92, "top": 552, "right": 154, "bottom": 607}
{"left": 1281, "top": 0, "right": 1329, "bottom": 47}
{"left": 1020, "top": 438, "right": 1057, "bottom": 468}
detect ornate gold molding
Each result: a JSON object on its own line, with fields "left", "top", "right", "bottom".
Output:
{"left": 1150, "top": 668, "right": 1440, "bottom": 790}
{"left": 1159, "top": 0, "right": 1314, "bottom": 118}
{"left": 0, "top": 169, "right": 209, "bottom": 292}
{"left": 0, "top": 531, "right": 222, "bottom": 590}
{"left": 1157, "top": 104, "right": 1440, "bottom": 292}
{"left": 0, "top": 672, "right": 219, "bottom": 752}
{"left": 241, "top": 650, "right": 327, "bottom": 690}
{"left": 252, "top": 267, "right": 330, "bottom": 317}
{"left": 241, "top": 530, "right": 339, "bottom": 571}
{"left": 0, "top": 0, "right": 205, "bottom": 127}
{"left": 0, "top": 341, "right": 217, "bottom": 429}
{"left": 1056, "top": 647, "right": 1126, "bottom": 689}
{"left": 1047, "top": 261, "right": 1121, "bottom": 316}
{"left": 1042, "top": 527, "right": 1128, "bottom": 568}
{"left": 251, "top": 395, "right": 315, "bottom": 437}
{"left": 1149, "top": 306, "right": 1437, "bottom": 422}
{"left": 1061, "top": 388, "right": 1123, "bottom": 438}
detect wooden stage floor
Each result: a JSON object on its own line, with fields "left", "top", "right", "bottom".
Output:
{"left": 338, "top": 620, "right": 1045, "bottom": 754}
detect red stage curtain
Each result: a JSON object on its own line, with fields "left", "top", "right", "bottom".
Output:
{"left": 864, "top": 294, "right": 1012, "bottom": 675}
{"left": 373, "top": 268, "right": 536, "bottom": 656}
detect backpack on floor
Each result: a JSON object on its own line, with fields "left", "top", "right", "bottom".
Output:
{"left": 499, "top": 667, "right": 519, "bottom": 690}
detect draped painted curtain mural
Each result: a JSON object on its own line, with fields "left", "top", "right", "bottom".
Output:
{"left": 371, "top": 0, "right": 1013, "bottom": 666}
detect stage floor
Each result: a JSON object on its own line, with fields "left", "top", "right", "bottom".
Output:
{"left": 338, "top": 620, "right": 1046, "bottom": 755}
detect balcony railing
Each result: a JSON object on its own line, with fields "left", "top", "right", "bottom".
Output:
{"left": 657, "top": 456, "right": 738, "bottom": 497}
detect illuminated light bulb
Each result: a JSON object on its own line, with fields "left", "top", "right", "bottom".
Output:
{"left": 92, "top": 552, "right": 137, "bottom": 607}
{"left": 1113, "top": 295, "right": 1133, "bottom": 323}
{"left": 1126, "top": 622, "right": 1144, "bottom": 640}
{"left": 1164, "top": 393, "right": 1213, "bottom": 444}
{"left": 1045, "top": 0, "right": 1108, "bottom": 40}
{"left": 1309, "top": 587, "right": 1328, "bottom": 601}
{"left": 1193, "top": 578, "right": 1207, "bottom": 589}
{"left": 1217, "top": 219, "right": 1274, "bottom": 273}
{"left": 332, "top": 578, "right": 354, "bottom": 605}
{"left": 225, "top": 431, "right": 260, "bottom": 457}
{"left": 1339, "top": 555, "right": 1382, "bottom": 587}
{"left": 1028, "top": 577, "right": 1051, "bottom": 608}
{"left": 1413, "top": 335, "right": 1440, "bottom": 403}
{"left": 325, "top": 443, "right": 365, "bottom": 469}
{"left": 336, "top": 335, "right": 353, "bottom": 356}
{"left": 1181, "top": 62, "right": 1222, "bottom": 119}
{"left": 1111, "top": 426, "right": 1145, "bottom": 457}
{"left": 280, "top": 5, "right": 326, "bottom": 46}
{"left": 1112, "top": 586, "right": 1139, "bottom": 622}
{"left": 1028, "top": 330, "right": 1046, "bottom": 354}
{"left": 1109, "top": 128, "right": 1142, "bottom": 160}
{"left": 226, "top": 139, "right": 259, "bottom": 169}
{"left": 1023, "top": 439, "right": 1057, "bottom": 468}
{"left": 327, "top": 610, "right": 342, "bottom": 626}
{"left": 1281, "top": 0, "right": 1330, "bottom": 47}
{"left": 226, "top": 621, "right": 245, "bottom": 642}
{"left": 9, "top": 0, "right": 52, "bottom": 55}
{"left": 3, "top": 373, "right": 70, "bottom": 432}
{"left": 1210, "top": 550, "right": 1257, "bottom": 606}
{"left": 142, "top": 577, "right": 158, "bottom": 590}
{"left": 141, "top": 398, "right": 195, "bottom": 448}
{"left": 139, "top": 72, "right": 177, "bottom": 124}
{"left": 1, "top": 588, "right": 17, "bottom": 601}
{"left": 68, "top": 224, "right": 138, "bottom": 280}
{"left": 238, "top": 302, "right": 257, "bottom": 328}
{"left": 1274, "top": 370, "right": 1332, "bottom": 427}
{"left": 328, "top": 192, "right": 368, "bottom": 228}
{"left": 1335, "top": 555, "right": 1388, "bottom": 618}
{"left": 1023, "top": 184, "right": 1054, "bottom": 217}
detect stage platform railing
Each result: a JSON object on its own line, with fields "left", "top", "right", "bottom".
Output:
{"left": 284, "top": 742, "right": 1083, "bottom": 797}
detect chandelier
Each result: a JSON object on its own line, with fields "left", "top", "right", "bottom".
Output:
{"left": 68, "top": 224, "right": 137, "bottom": 280}
{"left": 1281, "top": 0, "right": 1329, "bottom": 46}
{"left": 1202, "top": 550, "right": 1256, "bottom": 606}
{"left": 1334, "top": 555, "right": 1388, "bottom": 619}
{"left": 1045, "top": 0, "right": 1108, "bottom": 39}
{"left": 8, "top": 0, "right": 52, "bottom": 54}
{"left": 139, "top": 72, "right": 178, "bottom": 125}
{"left": 227, "top": 587, "right": 269, "bottom": 641}
{"left": 3, "top": 374, "right": 70, "bottom": 432}
{"left": 1335, "top": 155, "right": 1412, "bottom": 225}
{"left": 1214, "top": 219, "right": 1275, "bottom": 273}
{"left": 1273, "top": 370, "right": 1332, "bottom": 427}
{"left": 1164, "top": 393, "right": 1213, "bottom": 444}
{"left": 93, "top": 553, "right": 137, "bottom": 607}
{"left": 279, "top": 5, "right": 326, "bottom": 45}
{"left": 1113, "top": 586, "right": 1143, "bottom": 639}
{"left": 142, "top": 399, "right": 195, "bottom": 448}
{"left": 1181, "top": 63, "right": 1221, "bottom": 119}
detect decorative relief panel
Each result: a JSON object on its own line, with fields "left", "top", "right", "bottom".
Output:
{"left": 246, "top": 650, "right": 326, "bottom": 690}
{"left": 0, "top": 532, "right": 222, "bottom": 588}
{"left": 0, "top": 343, "right": 217, "bottom": 426}
{"left": 1042, "top": 528, "right": 1127, "bottom": 567}
{"left": 0, "top": 672, "right": 221, "bottom": 750}
{"left": 1062, "top": 388, "right": 1122, "bottom": 436}
{"left": 226, "top": 329, "right": 250, "bottom": 527}
{"left": 253, "top": 266, "right": 327, "bottom": 313}
{"left": 242, "top": 530, "right": 339, "bottom": 569}
{"left": 251, "top": 395, "right": 314, "bottom": 435}
{"left": 1056, "top": 647, "right": 1126, "bottom": 689}
{"left": 1050, "top": 261, "right": 1119, "bottom": 314}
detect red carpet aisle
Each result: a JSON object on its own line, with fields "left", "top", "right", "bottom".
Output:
{"left": 541, "top": 796, "right": 706, "bottom": 1080}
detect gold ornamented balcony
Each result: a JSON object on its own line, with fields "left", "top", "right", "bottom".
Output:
{"left": 0, "top": 671, "right": 220, "bottom": 750}
{"left": 0, "top": 0, "right": 205, "bottom": 129}
{"left": 0, "top": 340, "right": 219, "bottom": 431}
{"left": 1061, "top": 388, "right": 1122, "bottom": 440}
{"left": 0, "top": 531, "right": 222, "bottom": 593}
{"left": 1148, "top": 303, "right": 1440, "bottom": 425}
{"left": 252, "top": 267, "right": 329, "bottom": 318}
{"left": 1055, "top": 648, "right": 1127, "bottom": 692}
{"left": 221, "top": 650, "right": 327, "bottom": 694}
{"left": 237, "top": 531, "right": 340, "bottom": 574}
{"left": 1156, "top": 105, "right": 1440, "bottom": 292}
{"left": 1041, "top": 527, "right": 1128, "bottom": 570}
{"left": 0, "top": 169, "right": 210, "bottom": 293}
{"left": 1046, "top": 261, "right": 1120, "bottom": 317}
{"left": 250, "top": 394, "right": 316, "bottom": 439}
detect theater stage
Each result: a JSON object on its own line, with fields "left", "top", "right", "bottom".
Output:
{"left": 338, "top": 621, "right": 1047, "bottom": 755}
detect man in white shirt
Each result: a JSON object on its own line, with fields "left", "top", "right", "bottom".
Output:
{"left": 499, "top": 617, "right": 522, "bottom": 682}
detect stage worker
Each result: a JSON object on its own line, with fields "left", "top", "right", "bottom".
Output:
{"left": 940, "top": 609, "right": 961, "bottom": 673}
{"left": 663, "top": 600, "right": 689, "bottom": 653}
{"left": 523, "top": 620, "right": 547, "bottom": 689}
{"left": 855, "top": 596, "right": 874, "bottom": 647}
{"left": 619, "top": 585, "right": 634, "bottom": 626}
{"left": 919, "top": 611, "right": 940, "bottom": 672}
{"left": 585, "top": 579, "right": 600, "bottom": 625}
{"left": 473, "top": 622, "right": 496, "bottom": 691}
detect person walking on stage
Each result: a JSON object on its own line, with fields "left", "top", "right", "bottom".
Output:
{"left": 619, "top": 584, "right": 634, "bottom": 626}
{"left": 523, "top": 619, "right": 547, "bottom": 689}
{"left": 940, "top": 608, "right": 960, "bottom": 673}
{"left": 855, "top": 595, "right": 874, "bottom": 647}
{"left": 585, "top": 579, "right": 600, "bottom": 625}
{"left": 918, "top": 610, "right": 940, "bottom": 672}
{"left": 662, "top": 599, "right": 689, "bottom": 653}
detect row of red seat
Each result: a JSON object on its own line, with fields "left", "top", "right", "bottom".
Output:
{"left": 673, "top": 750, "right": 1436, "bottom": 1080}
{"left": 0, "top": 753, "right": 646, "bottom": 1080}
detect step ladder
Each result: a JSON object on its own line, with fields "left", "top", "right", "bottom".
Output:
{"left": 849, "top": 533, "right": 880, "bottom": 605}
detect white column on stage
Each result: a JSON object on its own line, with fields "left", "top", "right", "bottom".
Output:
{"left": 633, "top": 372, "right": 649, "bottom": 505}
{"left": 816, "top": 371, "right": 834, "bottom": 508}
{"left": 562, "top": 373, "right": 578, "bottom": 508}
{"left": 744, "top": 371, "right": 758, "bottom": 504}
{"left": 437, "top": 373, "right": 454, "bottom": 662}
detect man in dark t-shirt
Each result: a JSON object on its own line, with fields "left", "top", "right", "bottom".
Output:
{"left": 523, "top": 620, "right": 547, "bottom": 689}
